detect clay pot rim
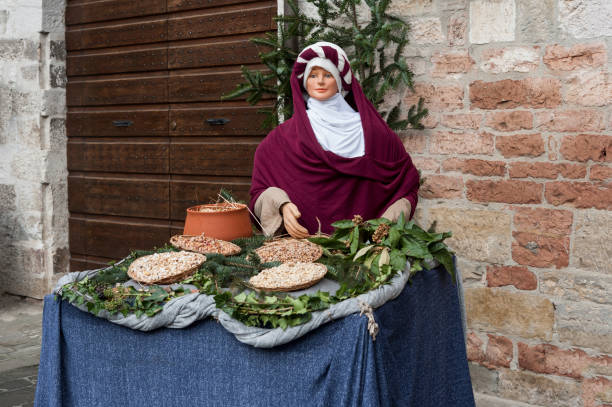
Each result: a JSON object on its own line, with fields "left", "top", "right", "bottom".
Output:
{"left": 186, "top": 203, "right": 248, "bottom": 215}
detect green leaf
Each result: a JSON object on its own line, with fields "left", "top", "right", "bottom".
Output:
{"left": 349, "top": 226, "right": 360, "bottom": 254}
{"left": 379, "top": 248, "right": 390, "bottom": 267}
{"left": 433, "top": 250, "right": 456, "bottom": 283}
{"left": 331, "top": 219, "right": 356, "bottom": 229}
{"left": 389, "top": 249, "right": 407, "bottom": 271}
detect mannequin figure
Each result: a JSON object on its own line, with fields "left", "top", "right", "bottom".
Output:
{"left": 250, "top": 42, "right": 419, "bottom": 238}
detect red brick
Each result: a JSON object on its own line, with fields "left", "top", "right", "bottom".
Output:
{"left": 558, "top": 163, "right": 587, "bottom": 179}
{"left": 405, "top": 83, "right": 464, "bottom": 112}
{"left": 431, "top": 50, "right": 474, "bottom": 77}
{"left": 545, "top": 181, "right": 612, "bottom": 210}
{"left": 560, "top": 134, "right": 612, "bottom": 162}
{"left": 565, "top": 71, "right": 612, "bottom": 107}
{"left": 467, "top": 180, "right": 542, "bottom": 204}
{"left": 535, "top": 109, "right": 605, "bottom": 132}
{"left": 518, "top": 343, "right": 612, "bottom": 379}
{"left": 486, "top": 265, "right": 537, "bottom": 290}
{"left": 442, "top": 159, "right": 506, "bottom": 176}
{"left": 484, "top": 335, "right": 513, "bottom": 368}
{"left": 467, "top": 332, "right": 485, "bottom": 363}
{"left": 440, "top": 113, "right": 483, "bottom": 129}
{"left": 448, "top": 12, "right": 467, "bottom": 47}
{"left": 469, "top": 78, "right": 561, "bottom": 110}
{"left": 543, "top": 43, "right": 606, "bottom": 71}
{"left": 548, "top": 135, "right": 559, "bottom": 161}
{"left": 509, "top": 162, "right": 586, "bottom": 179}
{"left": 441, "top": 158, "right": 464, "bottom": 172}
{"left": 582, "top": 377, "right": 612, "bottom": 407}
{"left": 590, "top": 165, "right": 612, "bottom": 181}
{"left": 512, "top": 207, "right": 573, "bottom": 269}
{"left": 509, "top": 162, "right": 559, "bottom": 179}
{"left": 496, "top": 133, "right": 545, "bottom": 158}
{"left": 430, "top": 131, "right": 495, "bottom": 155}
{"left": 419, "top": 175, "right": 463, "bottom": 199}
{"left": 486, "top": 111, "right": 533, "bottom": 131}
{"left": 514, "top": 207, "right": 573, "bottom": 236}
{"left": 412, "top": 156, "right": 439, "bottom": 173}
{"left": 401, "top": 132, "right": 427, "bottom": 153}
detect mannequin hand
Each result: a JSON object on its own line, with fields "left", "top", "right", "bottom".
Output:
{"left": 381, "top": 198, "right": 412, "bottom": 222}
{"left": 281, "top": 203, "right": 310, "bottom": 239}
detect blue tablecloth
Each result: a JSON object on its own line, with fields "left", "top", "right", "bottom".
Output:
{"left": 35, "top": 266, "right": 474, "bottom": 407}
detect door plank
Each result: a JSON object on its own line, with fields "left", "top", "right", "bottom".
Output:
{"left": 66, "top": 18, "right": 168, "bottom": 51}
{"left": 67, "top": 107, "right": 169, "bottom": 137}
{"left": 167, "top": 0, "right": 262, "bottom": 13}
{"left": 168, "top": 37, "right": 262, "bottom": 69}
{"left": 67, "top": 74, "right": 168, "bottom": 106}
{"left": 66, "top": 0, "right": 167, "bottom": 25}
{"left": 168, "top": 5, "right": 274, "bottom": 41}
{"left": 170, "top": 104, "right": 269, "bottom": 136}
{"left": 69, "top": 174, "right": 170, "bottom": 219}
{"left": 170, "top": 141, "right": 258, "bottom": 176}
{"left": 67, "top": 46, "right": 167, "bottom": 76}
{"left": 68, "top": 139, "right": 170, "bottom": 173}
{"left": 69, "top": 215, "right": 171, "bottom": 259}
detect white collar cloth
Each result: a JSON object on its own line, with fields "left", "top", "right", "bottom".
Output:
{"left": 306, "top": 93, "right": 365, "bottom": 158}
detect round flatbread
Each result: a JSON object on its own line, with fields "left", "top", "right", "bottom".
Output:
{"left": 127, "top": 251, "right": 206, "bottom": 285}
{"left": 249, "top": 262, "right": 327, "bottom": 292}
{"left": 255, "top": 238, "right": 322, "bottom": 263}
{"left": 170, "top": 234, "right": 241, "bottom": 256}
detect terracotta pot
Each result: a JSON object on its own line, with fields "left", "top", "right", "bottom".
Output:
{"left": 183, "top": 203, "right": 252, "bottom": 241}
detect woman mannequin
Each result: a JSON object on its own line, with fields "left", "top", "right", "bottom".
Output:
{"left": 250, "top": 42, "right": 419, "bottom": 238}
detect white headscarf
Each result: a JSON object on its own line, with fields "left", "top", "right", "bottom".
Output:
{"left": 306, "top": 92, "right": 365, "bottom": 158}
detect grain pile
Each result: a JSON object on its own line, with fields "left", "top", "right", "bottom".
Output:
{"left": 249, "top": 262, "right": 327, "bottom": 292}
{"left": 170, "top": 234, "right": 241, "bottom": 256}
{"left": 255, "top": 238, "right": 322, "bottom": 263}
{"left": 127, "top": 251, "right": 206, "bottom": 284}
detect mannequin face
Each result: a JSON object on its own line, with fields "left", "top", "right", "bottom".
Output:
{"left": 306, "top": 66, "right": 339, "bottom": 101}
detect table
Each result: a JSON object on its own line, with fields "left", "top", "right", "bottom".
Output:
{"left": 34, "top": 265, "right": 474, "bottom": 407}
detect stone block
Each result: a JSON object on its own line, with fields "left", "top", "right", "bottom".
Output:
{"left": 480, "top": 47, "right": 539, "bottom": 73}
{"left": 429, "top": 208, "right": 511, "bottom": 263}
{"left": 470, "top": 78, "right": 561, "bottom": 110}
{"left": 544, "top": 43, "right": 606, "bottom": 71}
{"left": 0, "top": 39, "right": 37, "bottom": 60}
{"left": 545, "top": 181, "right": 612, "bottom": 210}
{"left": 469, "top": 363, "right": 499, "bottom": 395}
{"left": 430, "top": 131, "right": 494, "bottom": 155}
{"left": 400, "top": 132, "right": 426, "bottom": 153}
{"left": 49, "top": 118, "right": 66, "bottom": 151}
{"left": 582, "top": 377, "right": 612, "bottom": 407}
{"left": 443, "top": 159, "right": 505, "bottom": 176}
{"left": 465, "top": 288, "right": 554, "bottom": 339}
{"left": 49, "top": 64, "right": 66, "bottom": 88}
{"left": 1, "top": 245, "right": 48, "bottom": 298}
{"left": 565, "top": 71, "right": 612, "bottom": 107}
{"left": 388, "top": 0, "right": 433, "bottom": 17}
{"left": 440, "top": 113, "right": 482, "bottom": 130}
{"left": 559, "top": 0, "right": 612, "bottom": 39}
{"left": 408, "top": 17, "right": 445, "bottom": 44}
{"left": 535, "top": 109, "right": 605, "bottom": 132}
{"left": 499, "top": 369, "right": 581, "bottom": 406}
{"left": 14, "top": 182, "right": 43, "bottom": 212}
{"left": 467, "top": 180, "right": 542, "bottom": 204}
{"left": 469, "top": 0, "right": 515, "bottom": 44}
{"left": 49, "top": 40, "right": 66, "bottom": 61}
{"left": 590, "top": 165, "right": 612, "bottom": 181}
{"left": 509, "top": 162, "right": 558, "bottom": 179}
{"left": 485, "top": 111, "right": 533, "bottom": 132}
{"left": 561, "top": 134, "right": 612, "bottom": 162}
{"left": 20, "top": 65, "right": 38, "bottom": 81}
{"left": 486, "top": 265, "right": 536, "bottom": 290}
{"left": 0, "top": 184, "right": 17, "bottom": 212}
{"left": 485, "top": 334, "right": 513, "bottom": 369}
{"left": 558, "top": 302, "right": 612, "bottom": 354}
{"left": 10, "top": 150, "right": 44, "bottom": 182}
{"left": 516, "top": 0, "right": 554, "bottom": 43}
{"left": 457, "top": 257, "right": 486, "bottom": 282}
{"left": 571, "top": 210, "right": 612, "bottom": 274}
{"left": 431, "top": 50, "right": 474, "bottom": 77}
{"left": 512, "top": 231, "right": 570, "bottom": 268}
{"left": 411, "top": 156, "right": 439, "bottom": 173}
{"left": 540, "top": 270, "right": 612, "bottom": 305}
{"left": 41, "top": 89, "right": 66, "bottom": 117}
{"left": 448, "top": 12, "right": 467, "bottom": 46}
{"left": 419, "top": 175, "right": 463, "bottom": 199}
{"left": 52, "top": 246, "right": 69, "bottom": 275}
{"left": 496, "top": 133, "right": 545, "bottom": 158}
{"left": 405, "top": 83, "right": 464, "bottom": 112}
{"left": 467, "top": 332, "right": 485, "bottom": 362}
{"left": 474, "top": 393, "right": 534, "bottom": 407}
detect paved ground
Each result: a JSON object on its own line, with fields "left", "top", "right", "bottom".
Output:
{"left": 0, "top": 294, "right": 43, "bottom": 406}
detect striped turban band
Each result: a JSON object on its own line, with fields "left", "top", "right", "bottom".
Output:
{"left": 294, "top": 42, "right": 352, "bottom": 94}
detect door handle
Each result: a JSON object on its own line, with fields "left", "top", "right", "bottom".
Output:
{"left": 206, "top": 118, "right": 230, "bottom": 125}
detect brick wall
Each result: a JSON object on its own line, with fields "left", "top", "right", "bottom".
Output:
{"left": 390, "top": 0, "right": 611, "bottom": 405}
{"left": 0, "top": 0, "right": 68, "bottom": 298}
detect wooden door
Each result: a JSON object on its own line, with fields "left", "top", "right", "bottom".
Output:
{"left": 66, "top": 0, "right": 275, "bottom": 271}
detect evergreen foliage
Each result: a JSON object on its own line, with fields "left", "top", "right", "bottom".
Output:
{"left": 222, "top": 0, "right": 428, "bottom": 130}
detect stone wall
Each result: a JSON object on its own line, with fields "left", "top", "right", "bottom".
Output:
{"left": 299, "top": 0, "right": 612, "bottom": 405}
{"left": 0, "top": 0, "right": 67, "bottom": 298}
